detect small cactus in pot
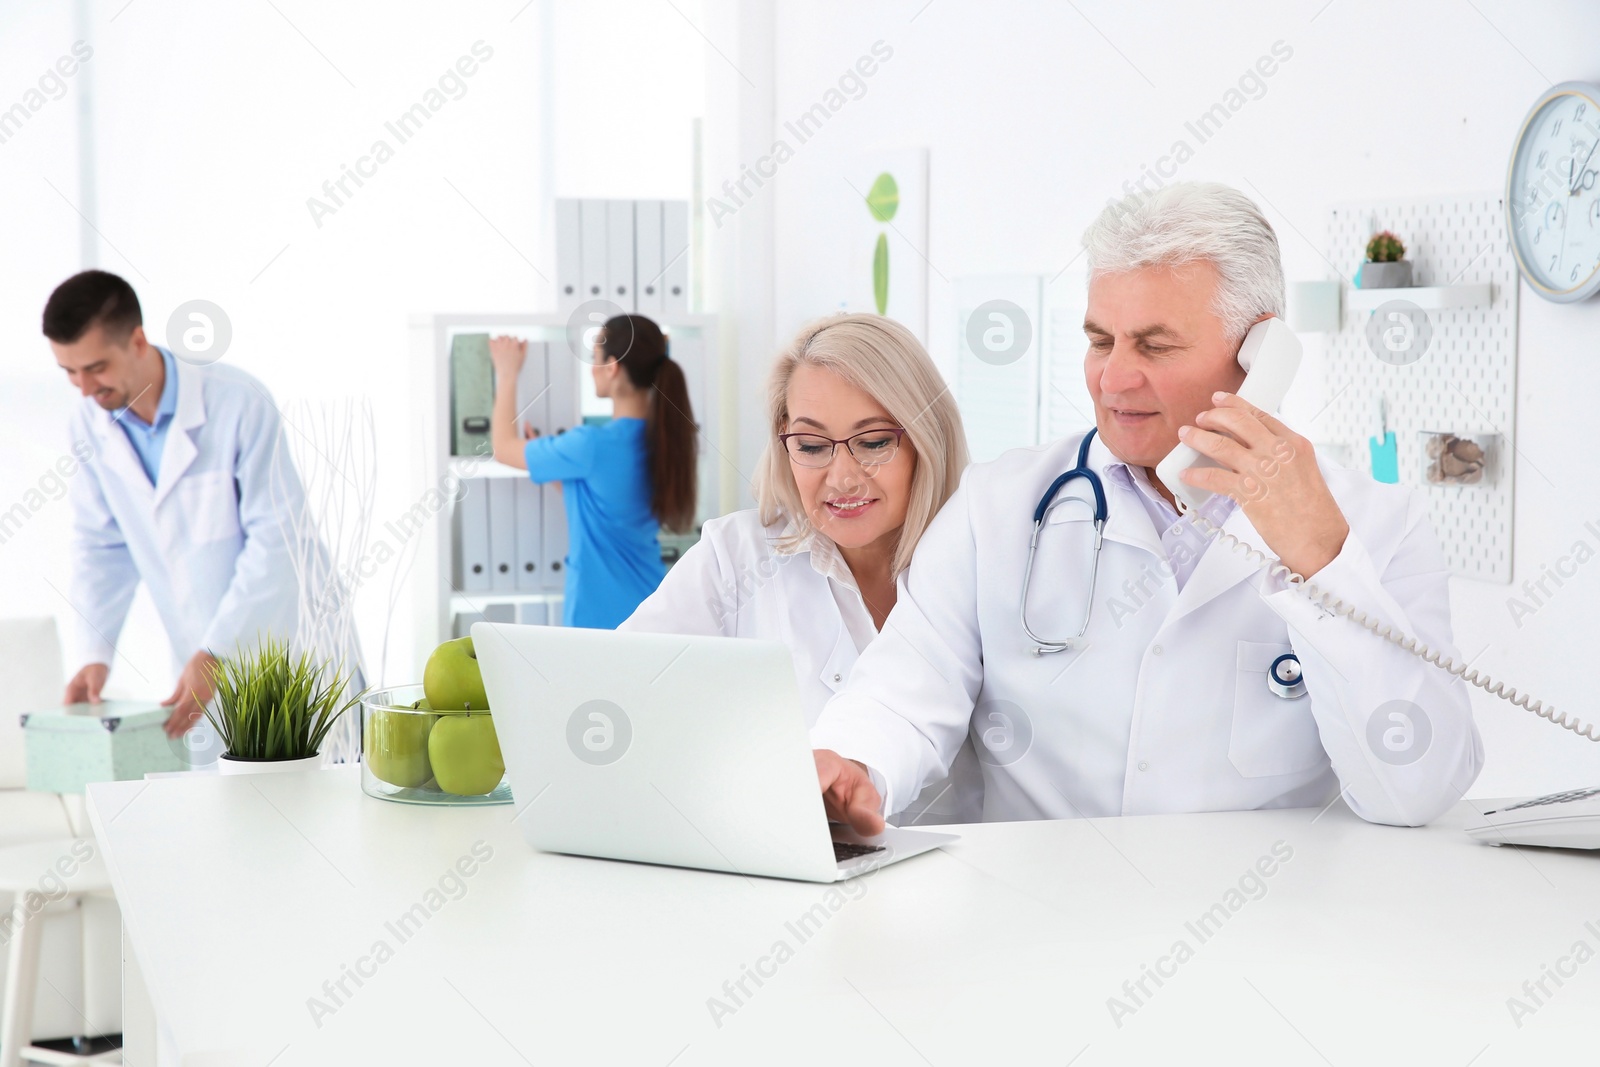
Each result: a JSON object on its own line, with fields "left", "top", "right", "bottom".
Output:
{"left": 1359, "top": 230, "right": 1412, "bottom": 288}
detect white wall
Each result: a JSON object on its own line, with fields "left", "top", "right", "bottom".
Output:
{"left": 1, "top": 2, "right": 118, "bottom": 686}
{"left": 0, "top": 0, "right": 704, "bottom": 697}
{"left": 747, "top": 0, "right": 1600, "bottom": 796}
{"left": 6, "top": 0, "right": 1597, "bottom": 798}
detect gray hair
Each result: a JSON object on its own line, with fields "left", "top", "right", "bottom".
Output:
{"left": 1080, "top": 181, "right": 1285, "bottom": 340}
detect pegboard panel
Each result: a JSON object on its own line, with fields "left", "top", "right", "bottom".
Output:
{"left": 1322, "top": 194, "right": 1519, "bottom": 583}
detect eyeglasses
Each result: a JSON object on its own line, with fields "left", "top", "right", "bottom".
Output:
{"left": 777, "top": 427, "right": 907, "bottom": 468}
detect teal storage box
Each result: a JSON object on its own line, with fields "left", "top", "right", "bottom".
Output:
{"left": 21, "top": 701, "right": 187, "bottom": 793}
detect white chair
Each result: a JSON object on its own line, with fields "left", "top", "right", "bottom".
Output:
{"left": 0, "top": 618, "right": 121, "bottom": 1058}
{"left": 0, "top": 840, "right": 117, "bottom": 1067}
{"left": 0, "top": 618, "right": 72, "bottom": 849}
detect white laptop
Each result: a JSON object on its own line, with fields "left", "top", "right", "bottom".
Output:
{"left": 472, "top": 622, "right": 958, "bottom": 883}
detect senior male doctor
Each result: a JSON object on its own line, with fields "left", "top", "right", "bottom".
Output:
{"left": 813, "top": 182, "right": 1482, "bottom": 833}
{"left": 44, "top": 270, "right": 304, "bottom": 740}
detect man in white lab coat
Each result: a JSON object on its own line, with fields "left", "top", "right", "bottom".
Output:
{"left": 813, "top": 182, "right": 1483, "bottom": 830}
{"left": 44, "top": 270, "right": 303, "bottom": 741}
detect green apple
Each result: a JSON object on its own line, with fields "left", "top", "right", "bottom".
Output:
{"left": 423, "top": 636, "right": 490, "bottom": 712}
{"left": 364, "top": 702, "right": 438, "bottom": 789}
{"left": 427, "top": 712, "right": 505, "bottom": 796}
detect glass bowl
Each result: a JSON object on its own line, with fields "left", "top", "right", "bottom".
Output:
{"left": 360, "top": 684, "right": 511, "bottom": 805}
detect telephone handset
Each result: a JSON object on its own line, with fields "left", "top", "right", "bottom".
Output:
{"left": 1154, "top": 316, "right": 1303, "bottom": 513}
{"left": 1152, "top": 318, "right": 1598, "bottom": 742}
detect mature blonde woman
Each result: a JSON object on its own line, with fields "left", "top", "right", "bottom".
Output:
{"left": 620, "top": 313, "right": 980, "bottom": 823}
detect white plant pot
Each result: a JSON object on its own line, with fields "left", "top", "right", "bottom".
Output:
{"left": 216, "top": 754, "right": 324, "bottom": 776}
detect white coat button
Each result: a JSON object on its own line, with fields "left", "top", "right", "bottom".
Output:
{"left": 832, "top": 673, "right": 841, "bottom": 683}
{"left": 1151, "top": 644, "right": 1163, "bottom": 656}
{"left": 1138, "top": 760, "right": 1150, "bottom": 771}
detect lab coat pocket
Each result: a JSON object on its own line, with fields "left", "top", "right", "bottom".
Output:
{"left": 170, "top": 470, "right": 242, "bottom": 544}
{"left": 1228, "top": 640, "right": 1325, "bottom": 779}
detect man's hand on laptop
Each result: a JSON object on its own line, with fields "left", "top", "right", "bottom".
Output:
{"left": 815, "top": 750, "right": 885, "bottom": 836}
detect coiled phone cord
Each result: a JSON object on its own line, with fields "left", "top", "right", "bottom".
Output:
{"left": 1180, "top": 504, "right": 1600, "bottom": 742}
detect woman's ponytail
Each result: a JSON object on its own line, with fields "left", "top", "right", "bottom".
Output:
{"left": 646, "top": 356, "right": 698, "bottom": 532}
{"left": 598, "top": 315, "right": 699, "bottom": 533}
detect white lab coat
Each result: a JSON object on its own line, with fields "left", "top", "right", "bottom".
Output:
{"left": 620, "top": 509, "right": 983, "bottom": 824}
{"left": 67, "top": 357, "right": 303, "bottom": 676}
{"left": 810, "top": 430, "right": 1484, "bottom": 827}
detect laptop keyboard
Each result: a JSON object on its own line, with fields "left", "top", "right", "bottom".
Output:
{"left": 833, "top": 840, "right": 886, "bottom": 864}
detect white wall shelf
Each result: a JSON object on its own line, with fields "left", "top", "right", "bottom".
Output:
{"left": 450, "top": 591, "right": 560, "bottom": 607}
{"left": 446, "top": 458, "right": 527, "bottom": 480}
{"left": 1346, "top": 282, "right": 1493, "bottom": 312}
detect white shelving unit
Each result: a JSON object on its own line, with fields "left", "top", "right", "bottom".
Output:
{"left": 408, "top": 313, "right": 723, "bottom": 666}
{"left": 1322, "top": 195, "right": 1518, "bottom": 583}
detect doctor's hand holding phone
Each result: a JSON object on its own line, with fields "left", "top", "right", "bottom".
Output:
{"left": 1159, "top": 317, "right": 1350, "bottom": 579}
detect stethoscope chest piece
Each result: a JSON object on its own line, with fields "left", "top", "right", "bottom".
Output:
{"left": 1267, "top": 653, "right": 1307, "bottom": 699}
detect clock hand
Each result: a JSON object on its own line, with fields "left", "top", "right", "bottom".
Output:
{"left": 1556, "top": 210, "right": 1570, "bottom": 278}
{"left": 1571, "top": 138, "right": 1599, "bottom": 194}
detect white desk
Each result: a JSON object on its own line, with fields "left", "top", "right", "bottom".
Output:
{"left": 88, "top": 768, "right": 1597, "bottom": 1065}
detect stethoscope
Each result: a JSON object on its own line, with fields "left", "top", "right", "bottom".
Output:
{"left": 1020, "top": 428, "right": 1106, "bottom": 655}
{"left": 1019, "top": 428, "right": 1306, "bottom": 699}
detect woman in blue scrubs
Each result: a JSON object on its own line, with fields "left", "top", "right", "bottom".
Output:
{"left": 488, "top": 315, "right": 697, "bottom": 628}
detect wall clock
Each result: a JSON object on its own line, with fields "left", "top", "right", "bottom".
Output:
{"left": 1505, "top": 81, "right": 1600, "bottom": 303}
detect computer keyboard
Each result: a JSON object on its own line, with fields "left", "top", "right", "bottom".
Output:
{"left": 1466, "top": 786, "right": 1600, "bottom": 850}
{"left": 1484, "top": 786, "right": 1600, "bottom": 814}
{"left": 833, "top": 840, "right": 886, "bottom": 863}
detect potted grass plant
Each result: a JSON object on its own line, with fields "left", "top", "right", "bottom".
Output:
{"left": 204, "top": 637, "right": 362, "bottom": 775}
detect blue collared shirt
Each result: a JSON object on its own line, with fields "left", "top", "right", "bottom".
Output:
{"left": 115, "top": 347, "right": 179, "bottom": 485}
{"left": 1105, "top": 460, "right": 1235, "bottom": 593}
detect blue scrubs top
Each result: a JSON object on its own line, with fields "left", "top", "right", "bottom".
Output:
{"left": 524, "top": 418, "right": 666, "bottom": 628}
